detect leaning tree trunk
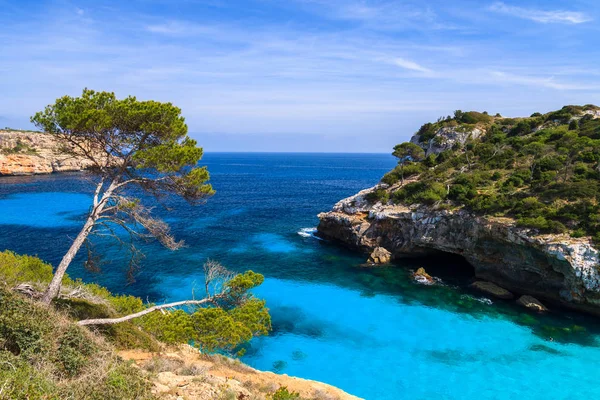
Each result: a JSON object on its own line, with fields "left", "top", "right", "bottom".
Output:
{"left": 41, "top": 179, "right": 117, "bottom": 305}
{"left": 41, "top": 215, "right": 97, "bottom": 304}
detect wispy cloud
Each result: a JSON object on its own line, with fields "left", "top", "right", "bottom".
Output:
{"left": 1, "top": 0, "right": 600, "bottom": 151}
{"left": 488, "top": 2, "right": 592, "bottom": 24}
{"left": 295, "top": 0, "right": 457, "bottom": 31}
{"left": 392, "top": 57, "right": 433, "bottom": 74}
{"left": 146, "top": 21, "right": 197, "bottom": 35}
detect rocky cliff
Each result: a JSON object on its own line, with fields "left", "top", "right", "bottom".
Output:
{"left": 318, "top": 107, "right": 600, "bottom": 316}
{"left": 0, "top": 130, "right": 97, "bottom": 175}
{"left": 318, "top": 187, "right": 600, "bottom": 315}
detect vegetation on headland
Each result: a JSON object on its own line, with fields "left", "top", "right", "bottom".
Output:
{"left": 0, "top": 138, "right": 39, "bottom": 155}
{"left": 0, "top": 250, "right": 277, "bottom": 399}
{"left": 372, "top": 105, "right": 600, "bottom": 242}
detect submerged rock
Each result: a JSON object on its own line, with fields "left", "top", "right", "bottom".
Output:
{"left": 413, "top": 267, "right": 435, "bottom": 285}
{"left": 367, "top": 246, "right": 392, "bottom": 265}
{"left": 470, "top": 281, "right": 514, "bottom": 300}
{"left": 517, "top": 295, "right": 548, "bottom": 313}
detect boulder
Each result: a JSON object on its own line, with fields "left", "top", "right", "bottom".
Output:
{"left": 413, "top": 267, "right": 435, "bottom": 285}
{"left": 469, "top": 281, "right": 514, "bottom": 300}
{"left": 517, "top": 295, "right": 548, "bottom": 313}
{"left": 367, "top": 247, "right": 392, "bottom": 264}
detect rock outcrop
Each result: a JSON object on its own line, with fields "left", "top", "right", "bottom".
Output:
{"left": 470, "top": 281, "right": 514, "bottom": 300}
{"left": 317, "top": 186, "right": 600, "bottom": 316}
{"left": 413, "top": 267, "right": 435, "bottom": 285}
{"left": 367, "top": 246, "right": 392, "bottom": 264}
{"left": 0, "top": 131, "right": 99, "bottom": 175}
{"left": 410, "top": 125, "right": 483, "bottom": 156}
{"left": 120, "top": 345, "right": 362, "bottom": 400}
{"left": 516, "top": 295, "right": 548, "bottom": 313}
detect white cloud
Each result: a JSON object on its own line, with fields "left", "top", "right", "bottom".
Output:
{"left": 489, "top": 2, "right": 591, "bottom": 24}
{"left": 2, "top": 1, "right": 600, "bottom": 151}
{"left": 295, "top": 0, "right": 455, "bottom": 31}
{"left": 392, "top": 57, "right": 433, "bottom": 74}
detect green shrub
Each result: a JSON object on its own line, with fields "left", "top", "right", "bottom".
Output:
{"left": 416, "top": 122, "right": 438, "bottom": 143}
{"left": 269, "top": 386, "right": 301, "bottom": 400}
{"left": 0, "top": 351, "right": 59, "bottom": 399}
{"left": 57, "top": 325, "right": 97, "bottom": 377}
{"left": 0, "top": 250, "right": 55, "bottom": 287}
{"left": 509, "top": 120, "right": 531, "bottom": 136}
{"left": 393, "top": 181, "right": 446, "bottom": 205}
{"left": 517, "top": 216, "right": 549, "bottom": 230}
{"left": 0, "top": 287, "right": 155, "bottom": 399}
{"left": 365, "top": 189, "right": 390, "bottom": 204}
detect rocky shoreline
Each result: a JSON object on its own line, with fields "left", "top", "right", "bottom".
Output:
{"left": 0, "top": 130, "right": 97, "bottom": 175}
{"left": 317, "top": 185, "right": 600, "bottom": 316}
{"left": 120, "top": 345, "right": 362, "bottom": 400}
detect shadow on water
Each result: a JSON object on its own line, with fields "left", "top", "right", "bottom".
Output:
{"left": 335, "top": 250, "right": 600, "bottom": 347}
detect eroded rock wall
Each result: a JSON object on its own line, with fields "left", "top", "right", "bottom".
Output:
{"left": 317, "top": 186, "right": 600, "bottom": 316}
{"left": 0, "top": 131, "right": 98, "bottom": 175}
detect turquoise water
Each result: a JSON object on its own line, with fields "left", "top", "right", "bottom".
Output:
{"left": 1, "top": 153, "right": 600, "bottom": 399}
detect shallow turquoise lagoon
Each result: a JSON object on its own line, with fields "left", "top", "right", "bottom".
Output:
{"left": 1, "top": 154, "right": 600, "bottom": 399}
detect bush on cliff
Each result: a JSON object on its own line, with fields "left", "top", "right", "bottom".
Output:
{"left": 0, "top": 286, "right": 154, "bottom": 399}
{"left": 0, "top": 251, "right": 271, "bottom": 355}
{"left": 0, "top": 250, "right": 273, "bottom": 398}
{"left": 379, "top": 105, "right": 600, "bottom": 240}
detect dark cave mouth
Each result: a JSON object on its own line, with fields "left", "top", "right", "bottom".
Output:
{"left": 404, "top": 251, "right": 476, "bottom": 283}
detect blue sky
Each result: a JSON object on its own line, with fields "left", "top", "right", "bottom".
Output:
{"left": 1, "top": 0, "right": 600, "bottom": 152}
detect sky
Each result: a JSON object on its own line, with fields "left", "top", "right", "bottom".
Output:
{"left": 1, "top": 0, "right": 600, "bottom": 152}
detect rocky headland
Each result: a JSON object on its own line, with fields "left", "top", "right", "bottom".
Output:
{"left": 0, "top": 130, "right": 98, "bottom": 175}
{"left": 318, "top": 106, "right": 600, "bottom": 316}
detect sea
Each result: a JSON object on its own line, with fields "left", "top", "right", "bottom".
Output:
{"left": 1, "top": 152, "right": 600, "bottom": 400}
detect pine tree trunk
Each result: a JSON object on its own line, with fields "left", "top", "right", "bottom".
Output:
{"left": 41, "top": 216, "right": 97, "bottom": 304}
{"left": 41, "top": 179, "right": 117, "bottom": 305}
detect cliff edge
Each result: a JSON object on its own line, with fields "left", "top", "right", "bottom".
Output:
{"left": 318, "top": 105, "right": 600, "bottom": 316}
{"left": 0, "top": 130, "right": 97, "bottom": 175}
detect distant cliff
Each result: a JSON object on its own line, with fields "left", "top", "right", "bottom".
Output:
{"left": 318, "top": 105, "right": 600, "bottom": 316}
{"left": 0, "top": 130, "right": 97, "bottom": 175}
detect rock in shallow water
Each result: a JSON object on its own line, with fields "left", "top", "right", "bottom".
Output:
{"left": 367, "top": 246, "right": 392, "bottom": 265}
{"left": 470, "top": 281, "right": 514, "bottom": 300}
{"left": 517, "top": 295, "right": 548, "bottom": 313}
{"left": 413, "top": 267, "right": 435, "bottom": 285}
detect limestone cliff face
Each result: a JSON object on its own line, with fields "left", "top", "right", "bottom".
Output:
{"left": 0, "top": 131, "right": 97, "bottom": 175}
{"left": 318, "top": 186, "right": 600, "bottom": 315}
{"left": 410, "top": 126, "right": 484, "bottom": 155}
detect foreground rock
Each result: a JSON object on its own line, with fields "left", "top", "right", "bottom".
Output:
{"left": 413, "top": 267, "right": 435, "bottom": 285}
{"left": 367, "top": 246, "right": 392, "bottom": 264}
{"left": 317, "top": 186, "right": 600, "bottom": 316}
{"left": 0, "top": 131, "right": 102, "bottom": 175}
{"left": 470, "top": 281, "right": 514, "bottom": 300}
{"left": 120, "top": 345, "right": 362, "bottom": 400}
{"left": 517, "top": 295, "right": 548, "bottom": 313}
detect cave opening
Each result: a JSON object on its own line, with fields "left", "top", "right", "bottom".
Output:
{"left": 411, "top": 251, "right": 476, "bottom": 284}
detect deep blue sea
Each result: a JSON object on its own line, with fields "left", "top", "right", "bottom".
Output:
{"left": 2, "top": 153, "right": 600, "bottom": 399}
